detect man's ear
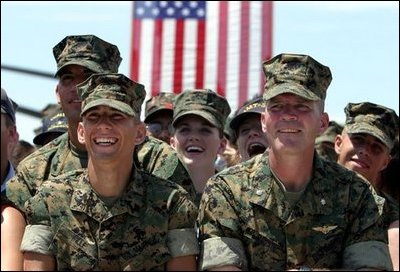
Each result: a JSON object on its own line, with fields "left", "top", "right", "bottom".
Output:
{"left": 55, "top": 84, "right": 61, "bottom": 104}
{"left": 217, "top": 136, "right": 227, "bottom": 156}
{"left": 134, "top": 122, "right": 147, "bottom": 145}
{"left": 170, "top": 136, "right": 177, "bottom": 150}
{"left": 261, "top": 112, "right": 267, "bottom": 133}
{"left": 319, "top": 112, "right": 329, "bottom": 135}
{"left": 334, "top": 134, "right": 343, "bottom": 155}
{"left": 77, "top": 122, "right": 85, "bottom": 145}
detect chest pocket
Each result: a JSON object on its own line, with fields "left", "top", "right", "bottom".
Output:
{"left": 120, "top": 232, "right": 170, "bottom": 271}
{"left": 53, "top": 226, "right": 97, "bottom": 270}
{"left": 241, "top": 202, "right": 287, "bottom": 270}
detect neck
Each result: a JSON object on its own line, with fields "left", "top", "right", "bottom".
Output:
{"left": 88, "top": 157, "right": 134, "bottom": 198}
{"left": 187, "top": 164, "right": 216, "bottom": 193}
{"left": 269, "top": 149, "right": 315, "bottom": 192}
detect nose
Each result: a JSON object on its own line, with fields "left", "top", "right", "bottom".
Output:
{"left": 280, "top": 105, "right": 297, "bottom": 121}
{"left": 249, "top": 127, "right": 262, "bottom": 137}
{"left": 97, "top": 116, "right": 113, "bottom": 129}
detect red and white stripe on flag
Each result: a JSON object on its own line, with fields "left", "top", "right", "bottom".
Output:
{"left": 130, "top": 1, "right": 273, "bottom": 113}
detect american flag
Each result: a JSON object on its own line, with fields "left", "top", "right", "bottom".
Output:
{"left": 130, "top": 1, "right": 273, "bottom": 112}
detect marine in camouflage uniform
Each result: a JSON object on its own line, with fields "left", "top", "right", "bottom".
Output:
{"left": 20, "top": 73, "right": 199, "bottom": 270}
{"left": 315, "top": 120, "right": 343, "bottom": 162}
{"left": 170, "top": 89, "right": 231, "bottom": 206}
{"left": 197, "top": 53, "right": 392, "bottom": 270}
{"left": 336, "top": 102, "right": 399, "bottom": 227}
{"left": 144, "top": 92, "right": 176, "bottom": 143}
{"left": 6, "top": 35, "right": 195, "bottom": 213}
{"left": 335, "top": 102, "right": 399, "bottom": 269}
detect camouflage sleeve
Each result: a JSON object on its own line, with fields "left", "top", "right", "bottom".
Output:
{"left": 343, "top": 241, "right": 392, "bottom": 270}
{"left": 21, "top": 224, "right": 53, "bottom": 255}
{"left": 167, "top": 187, "right": 199, "bottom": 257}
{"left": 6, "top": 168, "right": 35, "bottom": 213}
{"left": 344, "top": 182, "right": 392, "bottom": 270}
{"left": 167, "top": 228, "right": 199, "bottom": 257}
{"left": 197, "top": 176, "right": 247, "bottom": 270}
{"left": 20, "top": 189, "right": 54, "bottom": 256}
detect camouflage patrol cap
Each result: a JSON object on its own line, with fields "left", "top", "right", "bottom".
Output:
{"left": 172, "top": 89, "right": 231, "bottom": 130}
{"left": 263, "top": 53, "right": 332, "bottom": 101}
{"left": 33, "top": 110, "right": 68, "bottom": 146}
{"left": 77, "top": 73, "right": 146, "bottom": 118}
{"left": 230, "top": 96, "right": 266, "bottom": 132}
{"left": 315, "top": 121, "right": 344, "bottom": 144}
{"left": 53, "top": 35, "right": 122, "bottom": 76}
{"left": 144, "top": 92, "right": 175, "bottom": 122}
{"left": 344, "top": 102, "right": 399, "bottom": 150}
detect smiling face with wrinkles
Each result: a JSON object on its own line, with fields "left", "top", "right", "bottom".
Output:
{"left": 261, "top": 93, "right": 329, "bottom": 156}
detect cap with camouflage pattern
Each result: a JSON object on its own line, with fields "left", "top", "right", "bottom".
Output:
{"left": 144, "top": 92, "right": 176, "bottom": 122}
{"left": 77, "top": 73, "right": 146, "bottom": 118}
{"left": 230, "top": 96, "right": 266, "bottom": 132}
{"left": 53, "top": 35, "right": 122, "bottom": 76}
{"left": 263, "top": 53, "right": 332, "bottom": 101}
{"left": 344, "top": 102, "right": 399, "bottom": 150}
{"left": 172, "top": 89, "right": 231, "bottom": 130}
{"left": 315, "top": 121, "right": 344, "bottom": 144}
{"left": 33, "top": 110, "right": 68, "bottom": 146}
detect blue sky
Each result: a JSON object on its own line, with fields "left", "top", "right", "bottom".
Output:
{"left": 1, "top": 1, "right": 398, "bottom": 144}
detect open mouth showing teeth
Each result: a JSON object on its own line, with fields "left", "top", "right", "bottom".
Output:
{"left": 247, "top": 143, "right": 266, "bottom": 157}
{"left": 94, "top": 138, "right": 118, "bottom": 145}
{"left": 186, "top": 146, "right": 204, "bottom": 153}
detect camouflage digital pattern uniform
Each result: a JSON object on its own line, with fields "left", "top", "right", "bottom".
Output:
{"left": 6, "top": 34, "right": 194, "bottom": 211}
{"left": 7, "top": 133, "right": 195, "bottom": 212}
{"left": 198, "top": 153, "right": 391, "bottom": 270}
{"left": 197, "top": 53, "right": 392, "bottom": 270}
{"left": 21, "top": 168, "right": 198, "bottom": 270}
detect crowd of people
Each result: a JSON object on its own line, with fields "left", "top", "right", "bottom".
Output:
{"left": 1, "top": 34, "right": 398, "bottom": 271}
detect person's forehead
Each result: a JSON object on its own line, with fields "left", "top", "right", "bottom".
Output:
{"left": 58, "top": 64, "right": 94, "bottom": 77}
{"left": 269, "top": 93, "right": 310, "bottom": 103}
{"left": 238, "top": 114, "right": 261, "bottom": 127}
{"left": 175, "top": 114, "right": 214, "bottom": 127}
{"left": 348, "top": 132, "right": 387, "bottom": 146}
{"left": 85, "top": 105, "right": 125, "bottom": 115}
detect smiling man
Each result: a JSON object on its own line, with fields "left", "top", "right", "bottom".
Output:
{"left": 21, "top": 74, "right": 198, "bottom": 271}
{"left": 335, "top": 101, "right": 399, "bottom": 269}
{"left": 197, "top": 53, "right": 392, "bottom": 271}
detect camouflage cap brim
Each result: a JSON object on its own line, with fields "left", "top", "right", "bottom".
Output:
{"left": 172, "top": 110, "right": 220, "bottom": 129}
{"left": 346, "top": 123, "right": 393, "bottom": 150}
{"left": 81, "top": 99, "right": 136, "bottom": 117}
{"left": 55, "top": 60, "right": 105, "bottom": 76}
{"left": 230, "top": 112, "right": 262, "bottom": 132}
{"left": 33, "top": 131, "right": 66, "bottom": 146}
{"left": 263, "top": 82, "right": 321, "bottom": 101}
{"left": 144, "top": 108, "right": 173, "bottom": 123}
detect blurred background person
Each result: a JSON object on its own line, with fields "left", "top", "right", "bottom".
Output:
{"left": 33, "top": 107, "right": 68, "bottom": 147}
{"left": 1, "top": 87, "right": 25, "bottom": 271}
{"left": 229, "top": 95, "right": 269, "bottom": 162}
{"left": 215, "top": 116, "right": 240, "bottom": 172}
{"left": 144, "top": 92, "right": 175, "bottom": 144}
{"left": 315, "top": 120, "right": 343, "bottom": 162}
{"left": 11, "top": 140, "right": 36, "bottom": 168}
